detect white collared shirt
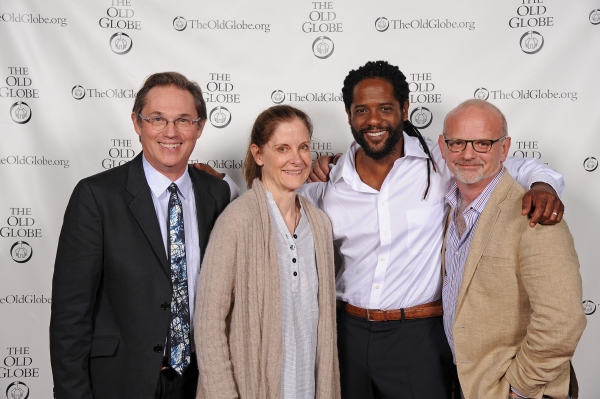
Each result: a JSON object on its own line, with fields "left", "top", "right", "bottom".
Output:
{"left": 142, "top": 156, "right": 201, "bottom": 326}
{"left": 299, "top": 133, "right": 563, "bottom": 310}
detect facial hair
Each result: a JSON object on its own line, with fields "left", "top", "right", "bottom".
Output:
{"left": 453, "top": 159, "right": 500, "bottom": 185}
{"left": 351, "top": 120, "right": 404, "bottom": 161}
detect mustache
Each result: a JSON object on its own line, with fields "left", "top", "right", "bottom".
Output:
{"left": 454, "top": 160, "right": 484, "bottom": 166}
{"left": 359, "top": 125, "right": 394, "bottom": 134}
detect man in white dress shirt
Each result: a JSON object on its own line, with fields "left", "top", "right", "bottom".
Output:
{"left": 300, "top": 61, "right": 565, "bottom": 399}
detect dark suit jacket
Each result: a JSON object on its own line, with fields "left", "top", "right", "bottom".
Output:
{"left": 50, "top": 153, "right": 230, "bottom": 399}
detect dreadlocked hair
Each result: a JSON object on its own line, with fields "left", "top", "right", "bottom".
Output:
{"left": 342, "top": 61, "right": 437, "bottom": 200}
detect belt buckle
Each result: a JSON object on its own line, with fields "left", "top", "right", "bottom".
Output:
{"left": 366, "top": 308, "right": 387, "bottom": 322}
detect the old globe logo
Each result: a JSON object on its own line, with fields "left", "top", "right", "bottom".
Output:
{"left": 209, "top": 106, "right": 232, "bottom": 128}
{"left": 583, "top": 157, "right": 598, "bottom": 172}
{"left": 474, "top": 87, "right": 489, "bottom": 100}
{"left": 590, "top": 10, "right": 600, "bottom": 25}
{"left": 10, "top": 241, "right": 33, "bottom": 264}
{"left": 271, "top": 90, "right": 285, "bottom": 104}
{"left": 410, "top": 107, "right": 433, "bottom": 129}
{"left": 519, "top": 31, "right": 544, "bottom": 54}
{"left": 109, "top": 32, "right": 133, "bottom": 55}
{"left": 5, "top": 381, "right": 29, "bottom": 399}
{"left": 10, "top": 102, "right": 32, "bottom": 124}
{"left": 173, "top": 16, "right": 187, "bottom": 31}
{"left": 312, "top": 36, "right": 334, "bottom": 59}
{"left": 72, "top": 85, "right": 85, "bottom": 100}
{"left": 375, "top": 17, "right": 389, "bottom": 32}
{"left": 583, "top": 300, "right": 596, "bottom": 315}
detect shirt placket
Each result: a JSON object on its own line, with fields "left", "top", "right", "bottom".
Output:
{"left": 368, "top": 184, "right": 391, "bottom": 310}
{"left": 283, "top": 232, "right": 300, "bottom": 293}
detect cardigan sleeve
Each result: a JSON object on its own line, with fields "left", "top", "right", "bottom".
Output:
{"left": 195, "top": 213, "right": 240, "bottom": 399}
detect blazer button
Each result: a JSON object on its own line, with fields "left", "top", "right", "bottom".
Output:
{"left": 154, "top": 344, "right": 163, "bottom": 353}
{"left": 161, "top": 301, "right": 170, "bottom": 310}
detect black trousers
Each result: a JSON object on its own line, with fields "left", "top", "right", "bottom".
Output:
{"left": 338, "top": 309, "right": 453, "bottom": 399}
{"left": 154, "top": 354, "right": 199, "bottom": 399}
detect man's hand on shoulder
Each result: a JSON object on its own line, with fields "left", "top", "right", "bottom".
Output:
{"left": 192, "top": 163, "right": 225, "bottom": 179}
{"left": 521, "top": 182, "right": 564, "bottom": 227}
{"left": 307, "top": 153, "right": 342, "bottom": 183}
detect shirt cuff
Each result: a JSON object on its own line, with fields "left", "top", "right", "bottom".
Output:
{"left": 527, "top": 173, "right": 563, "bottom": 197}
{"left": 222, "top": 174, "right": 240, "bottom": 201}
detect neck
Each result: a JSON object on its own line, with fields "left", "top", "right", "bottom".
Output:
{"left": 144, "top": 154, "right": 186, "bottom": 182}
{"left": 355, "top": 138, "right": 403, "bottom": 191}
{"left": 456, "top": 167, "right": 502, "bottom": 204}
{"left": 262, "top": 179, "right": 299, "bottom": 234}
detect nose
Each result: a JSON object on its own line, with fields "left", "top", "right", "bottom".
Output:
{"left": 367, "top": 109, "right": 383, "bottom": 127}
{"left": 163, "top": 120, "right": 178, "bottom": 137}
{"left": 461, "top": 142, "right": 477, "bottom": 159}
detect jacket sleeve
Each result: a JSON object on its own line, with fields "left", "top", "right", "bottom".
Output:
{"left": 195, "top": 213, "right": 240, "bottom": 399}
{"left": 504, "top": 221, "right": 586, "bottom": 397}
{"left": 50, "top": 180, "right": 104, "bottom": 399}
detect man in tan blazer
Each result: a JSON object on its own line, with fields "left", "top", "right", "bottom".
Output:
{"left": 438, "top": 99, "right": 586, "bottom": 399}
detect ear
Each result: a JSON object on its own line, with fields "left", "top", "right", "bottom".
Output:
{"left": 438, "top": 134, "right": 447, "bottom": 162}
{"left": 131, "top": 112, "right": 142, "bottom": 137}
{"left": 402, "top": 100, "right": 410, "bottom": 121}
{"left": 250, "top": 144, "right": 264, "bottom": 166}
{"left": 345, "top": 108, "right": 352, "bottom": 126}
{"left": 499, "top": 136, "right": 511, "bottom": 163}
{"left": 195, "top": 118, "right": 206, "bottom": 140}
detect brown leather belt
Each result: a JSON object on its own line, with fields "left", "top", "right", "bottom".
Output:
{"left": 344, "top": 300, "right": 443, "bottom": 322}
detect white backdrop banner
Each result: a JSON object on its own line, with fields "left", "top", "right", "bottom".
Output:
{"left": 1, "top": 0, "right": 599, "bottom": 397}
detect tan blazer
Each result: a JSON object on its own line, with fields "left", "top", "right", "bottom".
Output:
{"left": 442, "top": 172, "right": 586, "bottom": 399}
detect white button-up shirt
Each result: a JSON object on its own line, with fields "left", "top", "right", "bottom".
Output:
{"left": 299, "top": 133, "right": 563, "bottom": 310}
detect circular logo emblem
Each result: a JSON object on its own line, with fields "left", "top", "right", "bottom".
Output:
{"left": 410, "top": 107, "right": 433, "bottom": 129}
{"left": 312, "top": 36, "right": 334, "bottom": 59}
{"left": 173, "top": 16, "right": 187, "bottom": 31}
{"left": 11, "top": 241, "right": 33, "bottom": 263}
{"left": 10, "top": 101, "right": 32, "bottom": 124}
{"left": 6, "top": 381, "right": 29, "bottom": 399}
{"left": 209, "top": 106, "right": 232, "bottom": 128}
{"left": 583, "top": 300, "right": 596, "bottom": 315}
{"left": 109, "top": 32, "right": 133, "bottom": 55}
{"left": 271, "top": 90, "right": 285, "bottom": 104}
{"left": 520, "top": 31, "right": 544, "bottom": 54}
{"left": 72, "top": 85, "right": 85, "bottom": 100}
{"left": 474, "top": 87, "right": 489, "bottom": 100}
{"left": 583, "top": 157, "right": 598, "bottom": 172}
{"left": 590, "top": 9, "right": 600, "bottom": 25}
{"left": 375, "top": 17, "right": 389, "bottom": 32}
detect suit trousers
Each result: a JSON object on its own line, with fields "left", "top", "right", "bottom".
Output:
{"left": 337, "top": 308, "right": 453, "bottom": 399}
{"left": 154, "top": 353, "right": 198, "bottom": 399}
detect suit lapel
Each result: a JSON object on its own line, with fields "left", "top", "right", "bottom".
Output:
{"left": 126, "top": 153, "right": 170, "bottom": 277}
{"left": 454, "top": 173, "right": 513, "bottom": 315}
{"left": 189, "top": 167, "right": 217, "bottom": 263}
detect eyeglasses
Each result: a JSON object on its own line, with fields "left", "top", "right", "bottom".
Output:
{"left": 138, "top": 114, "right": 201, "bottom": 132}
{"left": 443, "top": 135, "right": 507, "bottom": 153}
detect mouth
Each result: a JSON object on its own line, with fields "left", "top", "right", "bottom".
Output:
{"left": 159, "top": 143, "right": 182, "bottom": 149}
{"left": 365, "top": 130, "right": 386, "bottom": 137}
{"left": 283, "top": 169, "right": 304, "bottom": 176}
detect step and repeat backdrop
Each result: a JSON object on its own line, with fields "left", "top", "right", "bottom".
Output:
{"left": 1, "top": 0, "right": 599, "bottom": 397}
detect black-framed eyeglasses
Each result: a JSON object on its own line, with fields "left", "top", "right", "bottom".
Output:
{"left": 138, "top": 114, "right": 201, "bottom": 132}
{"left": 443, "top": 135, "right": 507, "bottom": 153}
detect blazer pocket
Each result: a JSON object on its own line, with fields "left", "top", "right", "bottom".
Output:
{"left": 90, "top": 336, "right": 120, "bottom": 358}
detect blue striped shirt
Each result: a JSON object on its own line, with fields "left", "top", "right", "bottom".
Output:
{"left": 442, "top": 169, "right": 505, "bottom": 363}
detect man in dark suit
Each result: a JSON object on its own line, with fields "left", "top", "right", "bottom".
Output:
{"left": 50, "top": 72, "right": 231, "bottom": 399}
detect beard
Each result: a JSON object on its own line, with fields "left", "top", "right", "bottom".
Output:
{"left": 351, "top": 121, "right": 404, "bottom": 161}
{"left": 452, "top": 160, "right": 499, "bottom": 185}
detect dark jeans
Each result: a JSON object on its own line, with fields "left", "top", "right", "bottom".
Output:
{"left": 338, "top": 308, "right": 453, "bottom": 399}
{"left": 154, "top": 354, "right": 198, "bottom": 399}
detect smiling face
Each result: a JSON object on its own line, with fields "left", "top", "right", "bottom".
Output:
{"left": 131, "top": 85, "right": 204, "bottom": 181}
{"left": 439, "top": 105, "right": 510, "bottom": 190}
{"left": 347, "top": 78, "right": 408, "bottom": 160}
{"left": 250, "top": 118, "right": 312, "bottom": 195}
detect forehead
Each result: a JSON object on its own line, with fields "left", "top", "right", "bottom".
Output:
{"left": 444, "top": 106, "right": 503, "bottom": 139}
{"left": 268, "top": 118, "right": 311, "bottom": 143}
{"left": 143, "top": 85, "right": 196, "bottom": 116}
{"left": 352, "top": 78, "right": 398, "bottom": 105}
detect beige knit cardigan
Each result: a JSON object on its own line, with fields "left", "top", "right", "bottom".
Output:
{"left": 194, "top": 179, "right": 341, "bottom": 399}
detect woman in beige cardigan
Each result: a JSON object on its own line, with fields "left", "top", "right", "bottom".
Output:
{"left": 195, "top": 105, "right": 340, "bottom": 399}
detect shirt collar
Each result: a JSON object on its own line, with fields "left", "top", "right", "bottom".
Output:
{"left": 142, "top": 154, "right": 192, "bottom": 200}
{"left": 445, "top": 168, "right": 506, "bottom": 214}
{"left": 331, "top": 132, "right": 430, "bottom": 186}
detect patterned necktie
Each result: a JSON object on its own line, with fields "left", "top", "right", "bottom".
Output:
{"left": 167, "top": 183, "right": 191, "bottom": 375}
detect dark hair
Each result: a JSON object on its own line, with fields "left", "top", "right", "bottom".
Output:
{"left": 243, "top": 105, "right": 313, "bottom": 188}
{"left": 342, "top": 61, "right": 437, "bottom": 199}
{"left": 132, "top": 72, "right": 207, "bottom": 123}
